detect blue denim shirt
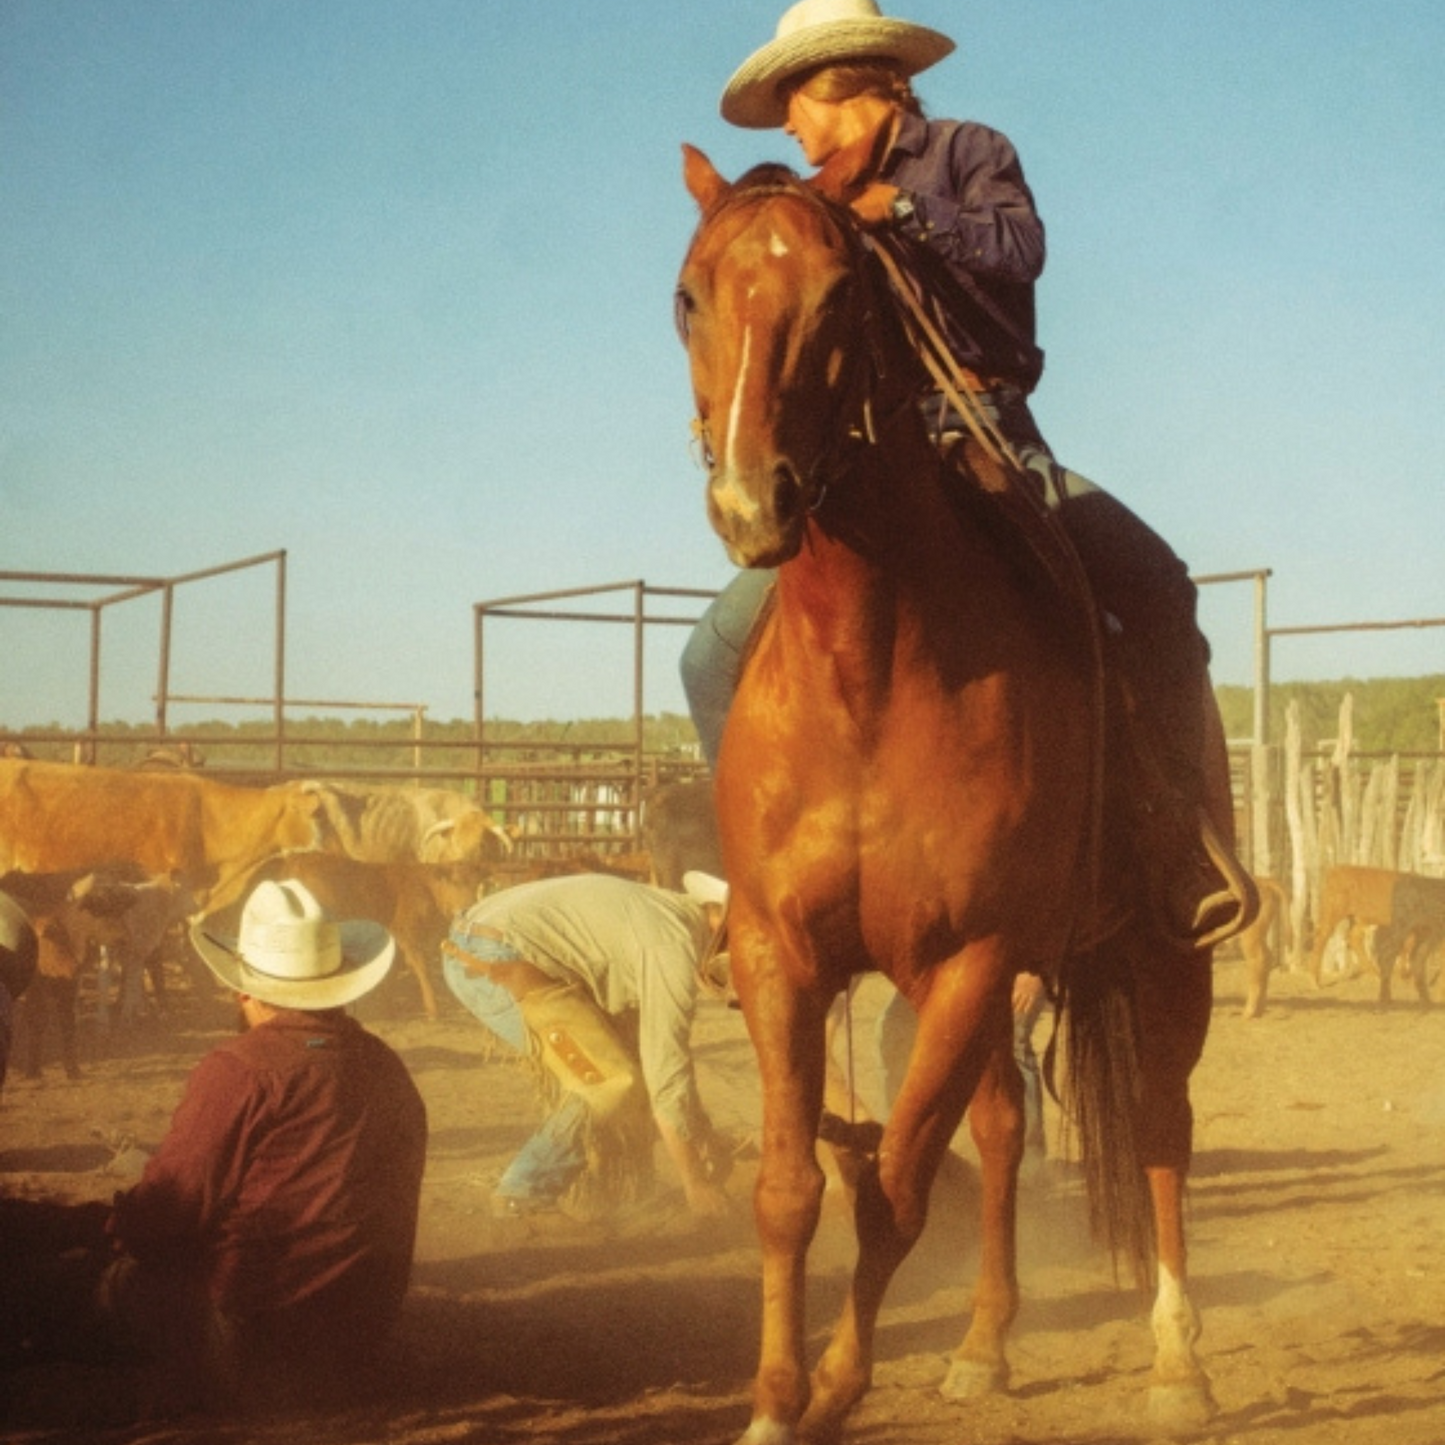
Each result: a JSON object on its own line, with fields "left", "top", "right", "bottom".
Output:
{"left": 882, "top": 111, "right": 1046, "bottom": 390}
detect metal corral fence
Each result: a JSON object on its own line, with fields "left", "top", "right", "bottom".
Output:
{"left": 0, "top": 563, "right": 713, "bottom": 860}
{"left": 5, "top": 557, "right": 1445, "bottom": 880}
{"left": 1251, "top": 695, "right": 1445, "bottom": 973}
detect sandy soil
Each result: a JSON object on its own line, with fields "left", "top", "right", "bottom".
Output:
{"left": 2, "top": 948, "right": 1443, "bottom": 1445}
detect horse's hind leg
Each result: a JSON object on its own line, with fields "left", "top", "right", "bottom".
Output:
{"left": 1136, "top": 943, "right": 1217, "bottom": 1431}
{"left": 940, "top": 1032, "right": 1024, "bottom": 1399}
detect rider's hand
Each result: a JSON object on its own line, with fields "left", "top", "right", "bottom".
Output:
{"left": 849, "top": 181, "right": 901, "bottom": 228}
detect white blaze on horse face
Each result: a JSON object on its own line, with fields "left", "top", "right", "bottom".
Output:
{"left": 723, "top": 317, "right": 753, "bottom": 468}
{"left": 711, "top": 292, "right": 764, "bottom": 527}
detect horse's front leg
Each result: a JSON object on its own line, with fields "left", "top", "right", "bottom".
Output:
{"left": 807, "top": 957, "right": 1015, "bottom": 1436}
{"left": 736, "top": 977, "right": 832, "bottom": 1445}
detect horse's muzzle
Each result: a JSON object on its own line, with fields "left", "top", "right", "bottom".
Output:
{"left": 707, "top": 460, "right": 810, "bottom": 568}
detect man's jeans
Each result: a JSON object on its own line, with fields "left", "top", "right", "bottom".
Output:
{"left": 442, "top": 936, "right": 588, "bottom": 1204}
{"left": 679, "top": 565, "right": 775, "bottom": 772}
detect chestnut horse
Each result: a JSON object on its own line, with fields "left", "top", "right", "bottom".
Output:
{"left": 676, "top": 142, "right": 1222, "bottom": 1444}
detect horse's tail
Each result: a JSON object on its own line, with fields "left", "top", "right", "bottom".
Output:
{"left": 1057, "top": 937, "right": 1156, "bottom": 1289}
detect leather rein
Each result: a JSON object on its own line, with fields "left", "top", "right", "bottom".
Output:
{"left": 682, "top": 173, "right": 1025, "bottom": 502}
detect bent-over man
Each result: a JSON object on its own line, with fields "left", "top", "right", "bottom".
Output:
{"left": 444, "top": 871, "right": 732, "bottom": 1221}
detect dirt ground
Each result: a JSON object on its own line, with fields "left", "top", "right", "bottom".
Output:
{"left": 2, "top": 945, "right": 1443, "bottom": 1445}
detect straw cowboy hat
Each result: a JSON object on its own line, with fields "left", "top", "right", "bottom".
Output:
{"left": 192, "top": 879, "right": 395, "bottom": 1011}
{"left": 721, "top": 0, "right": 955, "bottom": 129}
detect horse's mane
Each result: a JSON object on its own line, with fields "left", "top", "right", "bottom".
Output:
{"left": 697, "top": 162, "right": 851, "bottom": 234}
{"left": 735, "top": 161, "right": 800, "bottom": 189}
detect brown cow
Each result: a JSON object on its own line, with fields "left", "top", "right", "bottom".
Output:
{"left": 0, "top": 759, "right": 323, "bottom": 912}
{"left": 1311, "top": 865, "right": 1445, "bottom": 1004}
{"left": 74, "top": 871, "right": 199, "bottom": 1025}
{"left": 1237, "top": 876, "right": 1289, "bottom": 1019}
{"left": 301, "top": 780, "right": 512, "bottom": 865}
{"left": 9, "top": 872, "right": 137, "bottom": 1078}
{"left": 203, "top": 852, "right": 498, "bottom": 1019}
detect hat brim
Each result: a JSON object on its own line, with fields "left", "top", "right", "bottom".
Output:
{"left": 682, "top": 870, "right": 730, "bottom": 908}
{"left": 722, "top": 18, "right": 954, "bottom": 129}
{"left": 191, "top": 917, "right": 395, "bottom": 1011}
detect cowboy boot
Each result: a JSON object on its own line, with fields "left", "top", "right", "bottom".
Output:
{"left": 1117, "top": 638, "right": 1257, "bottom": 951}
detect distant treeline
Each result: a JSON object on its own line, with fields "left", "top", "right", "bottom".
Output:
{"left": 7, "top": 678, "right": 1445, "bottom": 769}
{"left": 1214, "top": 674, "right": 1445, "bottom": 754}
{"left": 3, "top": 712, "right": 703, "bottom": 772}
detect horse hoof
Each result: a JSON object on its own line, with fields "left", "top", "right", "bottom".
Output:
{"left": 1148, "top": 1380, "right": 1217, "bottom": 1433}
{"left": 736, "top": 1419, "right": 796, "bottom": 1445}
{"left": 940, "top": 1356, "right": 1009, "bottom": 1400}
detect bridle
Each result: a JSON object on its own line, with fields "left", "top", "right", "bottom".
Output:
{"left": 677, "top": 172, "right": 912, "bottom": 512}
{"left": 678, "top": 168, "right": 1035, "bottom": 516}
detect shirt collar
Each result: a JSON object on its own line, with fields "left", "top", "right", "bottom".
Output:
{"left": 886, "top": 110, "right": 931, "bottom": 165}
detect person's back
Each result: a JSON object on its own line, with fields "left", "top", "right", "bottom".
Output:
{"left": 111, "top": 1006, "right": 426, "bottom": 1361}
{"left": 102, "top": 880, "right": 427, "bottom": 1410}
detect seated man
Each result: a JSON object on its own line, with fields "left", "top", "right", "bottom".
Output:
{"left": 96, "top": 879, "right": 428, "bottom": 1413}
{"left": 444, "top": 871, "right": 733, "bottom": 1221}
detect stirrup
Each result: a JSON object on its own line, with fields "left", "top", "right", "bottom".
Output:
{"left": 1165, "top": 812, "right": 1260, "bottom": 953}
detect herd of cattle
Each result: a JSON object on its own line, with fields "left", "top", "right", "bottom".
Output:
{"left": 1235, "top": 864, "right": 1445, "bottom": 1017}
{"left": 1, "top": 751, "right": 1440, "bottom": 1076}
{"left": 0, "top": 756, "right": 721, "bottom": 1075}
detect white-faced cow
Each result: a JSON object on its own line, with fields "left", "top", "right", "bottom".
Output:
{"left": 301, "top": 780, "right": 512, "bottom": 866}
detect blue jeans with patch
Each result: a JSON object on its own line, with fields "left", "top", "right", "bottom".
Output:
{"left": 679, "top": 565, "right": 775, "bottom": 772}
{"left": 443, "top": 934, "right": 588, "bottom": 1204}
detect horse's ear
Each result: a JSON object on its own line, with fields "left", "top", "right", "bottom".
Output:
{"left": 811, "top": 128, "right": 888, "bottom": 204}
{"left": 683, "top": 143, "right": 729, "bottom": 212}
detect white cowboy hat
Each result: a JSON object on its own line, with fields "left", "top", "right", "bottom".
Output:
{"left": 721, "top": 0, "right": 955, "bottom": 130}
{"left": 682, "top": 872, "right": 732, "bottom": 1000}
{"left": 682, "top": 871, "right": 729, "bottom": 908}
{"left": 192, "top": 879, "right": 394, "bottom": 1011}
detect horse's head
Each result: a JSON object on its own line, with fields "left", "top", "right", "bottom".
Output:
{"left": 676, "top": 143, "right": 885, "bottom": 568}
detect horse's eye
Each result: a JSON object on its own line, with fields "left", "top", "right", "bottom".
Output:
{"left": 674, "top": 287, "right": 695, "bottom": 342}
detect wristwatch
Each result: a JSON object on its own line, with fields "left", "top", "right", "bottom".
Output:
{"left": 889, "top": 191, "right": 918, "bottom": 228}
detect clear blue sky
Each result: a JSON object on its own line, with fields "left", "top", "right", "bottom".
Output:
{"left": 3, "top": 1, "right": 1443, "bottom": 731}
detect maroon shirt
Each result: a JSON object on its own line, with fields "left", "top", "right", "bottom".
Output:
{"left": 110, "top": 1009, "right": 427, "bottom": 1338}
